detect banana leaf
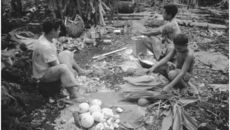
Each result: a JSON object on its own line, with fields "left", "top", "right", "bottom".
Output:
{"left": 160, "top": 110, "right": 173, "bottom": 130}
{"left": 181, "top": 108, "right": 198, "bottom": 130}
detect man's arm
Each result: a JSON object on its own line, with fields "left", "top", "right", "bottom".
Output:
{"left": 165, "top": 53, "right": 194, "bottom": 87}
{"left": 142, "top": 27, "right": 162, "bottom": 37}
{"left": 73, "top": 62, "right": 85, "bottom": 73}
{"left": 148, "top": 48, "right": 175, "bottom": 73}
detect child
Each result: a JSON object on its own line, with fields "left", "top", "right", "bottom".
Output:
{"left": 136, "top": 4, "right": 181, "bottom": 60}
{"left": 147, "top": 33, "right": 194, "bottom": 92}
{"left": 32, "top": 18, "right": 90, "bottom": 99}
{"left": 142, "top": 4, "right": 180, "bottom": 36}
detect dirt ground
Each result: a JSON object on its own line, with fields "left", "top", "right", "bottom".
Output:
{"left": 2, "top": 3, "right": 229, "bottom": 130}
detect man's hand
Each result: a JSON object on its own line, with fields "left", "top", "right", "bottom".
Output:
{"left": 140, "top": 31, "right": 151, "bottom": 37}
{"left": 162, "top": 84, "right": 173, "bottom": 92}
{"left": 146, "top": 66, "right": 155, "bottom": 74}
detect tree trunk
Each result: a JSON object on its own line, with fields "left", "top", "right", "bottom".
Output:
{"left": 11, "top": 0, "right": 22, "bottom": 17}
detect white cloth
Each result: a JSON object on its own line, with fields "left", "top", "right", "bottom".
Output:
{"left": 32, "top": 35, "right": 59, "bottom": 79}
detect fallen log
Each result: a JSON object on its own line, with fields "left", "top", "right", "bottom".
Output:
{"left": 116, "top": 14, "right": 148, "bottom": 17}
{"left": 117, "top": 17, "right": 142, "bottom": 20}
{"left": 177, "top": 20, "right": 227, "bottom": 29}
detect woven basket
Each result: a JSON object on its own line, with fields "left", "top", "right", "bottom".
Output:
{"left": 65, "top": 15, "right": 85, "bottom": 38}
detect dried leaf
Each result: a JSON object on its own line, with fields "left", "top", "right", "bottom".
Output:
{"left": 188, "top": 81, "right": 199, "bottom": 95}
{"left": 73, "top": 112, "right": 82, "bottom": 128}
{"left": 120, "top": 122, "right": 135, "bottom": 130}
{"left": 161, "top": 110, "right": 173, "bottom": 130}
{"left": 178, "top": 98, "right": 198, "bottom": 106}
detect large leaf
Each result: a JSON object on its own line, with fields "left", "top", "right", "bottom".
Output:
{"left": 172, "top": 104, "right": 183, "bottom": 130}
{"left": 123, "top": 75, "right": 155, "bottom": 83}
{"left": 161, "top": 110, "right": 173, "bottom": 130}
{"left": 181, "top": 108, "right": 198, "bottom": 130}
{"left": 123, "top": 75, "right": 163, "bottom": 86}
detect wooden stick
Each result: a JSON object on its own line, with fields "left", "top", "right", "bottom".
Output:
{"left": 177, "top": 20, "right": 227, "bottom": 29}
{"left": 93, "top": 47, "right": 127, "bottom": 59}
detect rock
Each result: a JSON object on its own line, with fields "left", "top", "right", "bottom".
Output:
{"left": 116, "top": 107, "right": 124, "bottom": 113}
{"left": 138, "top": 98, "right": 149, "bottom": 106}
{"left": 195, "top": 51, "right": 229, "bottom": 73}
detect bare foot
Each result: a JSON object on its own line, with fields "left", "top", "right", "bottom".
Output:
{"left": 66, "top": 86, "right": 80, "bottom": 98}
{"left": 80, "top": 70, "right": 93, "bottom": 75}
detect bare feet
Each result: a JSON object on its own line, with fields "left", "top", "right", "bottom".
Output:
{"left": 66, "top": 86, "right": 88, "bottom": 103}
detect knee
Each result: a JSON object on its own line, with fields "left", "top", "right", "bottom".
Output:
{"left": 58, "top": 50, "right": 74, "bottom": 63}
{"left": 58, "top": 50, "right": 73, "bottom": 59}
{"left": 168, "top": 69, "right": 180, "bottom": 80}
{"left": 58, "top": 64, "right": 70, "bottom": 73}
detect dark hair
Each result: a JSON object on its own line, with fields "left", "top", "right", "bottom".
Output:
{"left": 163, "top": 4, "right": 178, "bottom": 19}
{"left": 173, "top": 33, "right": 188, "bottom": 46}
{"left": 42, "top": 18, "right": 62, "bottom": 34}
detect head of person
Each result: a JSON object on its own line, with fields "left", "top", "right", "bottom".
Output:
{"left": 42, "top": 18, "right": 62, "bottom": 38}
{"left": 163, "top": 4, "right": 178, "bottom": 21}
{"left": 162, "top": 25, "right": 176, "bottom": 41}
{"left": 173, "top": 33, "right": 188, "bottom": 53}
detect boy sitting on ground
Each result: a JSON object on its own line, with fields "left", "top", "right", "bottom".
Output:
{"left": 32, "top": 18, "right": 90, "bottom": 99}
{"left": 136, "top": 4, "right": 180, "bottom": 60}
{"left": 146, "top": 33, "right": 194, "bottom": 92}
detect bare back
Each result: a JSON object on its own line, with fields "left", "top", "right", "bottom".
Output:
{"left": 172, "top": 49, "right": 194, "bottom": 73}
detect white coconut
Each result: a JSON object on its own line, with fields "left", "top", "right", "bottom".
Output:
{"left": 102, "top": 108, "right": 114, "bottom": 119}
{"left": 80, "top": 112, "right": 91, "bottom": 118}
{"left": 90, "top": 99, "right": 102, "bottom": 106}
{"left": 92, "top": 111, "right": 104, "bottom": 122}
{"left": 79, "top": 102, "right": 90, "bottom": 113}
{"left": 80, "top": 113, "right": 94, "bottom": 128}
{"left": 89, "top": 105, "right": 101, "bottom": 114}
{"left": 94, "top": 123, "right": 104, "bottom": 130}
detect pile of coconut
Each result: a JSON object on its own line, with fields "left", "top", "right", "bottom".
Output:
{"left": 73, "top": 99, "right": 120, "bottom": 130}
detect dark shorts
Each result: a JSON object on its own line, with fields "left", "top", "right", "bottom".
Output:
{"left": 38, "top": 80, "right": 61, "bottom": 98}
